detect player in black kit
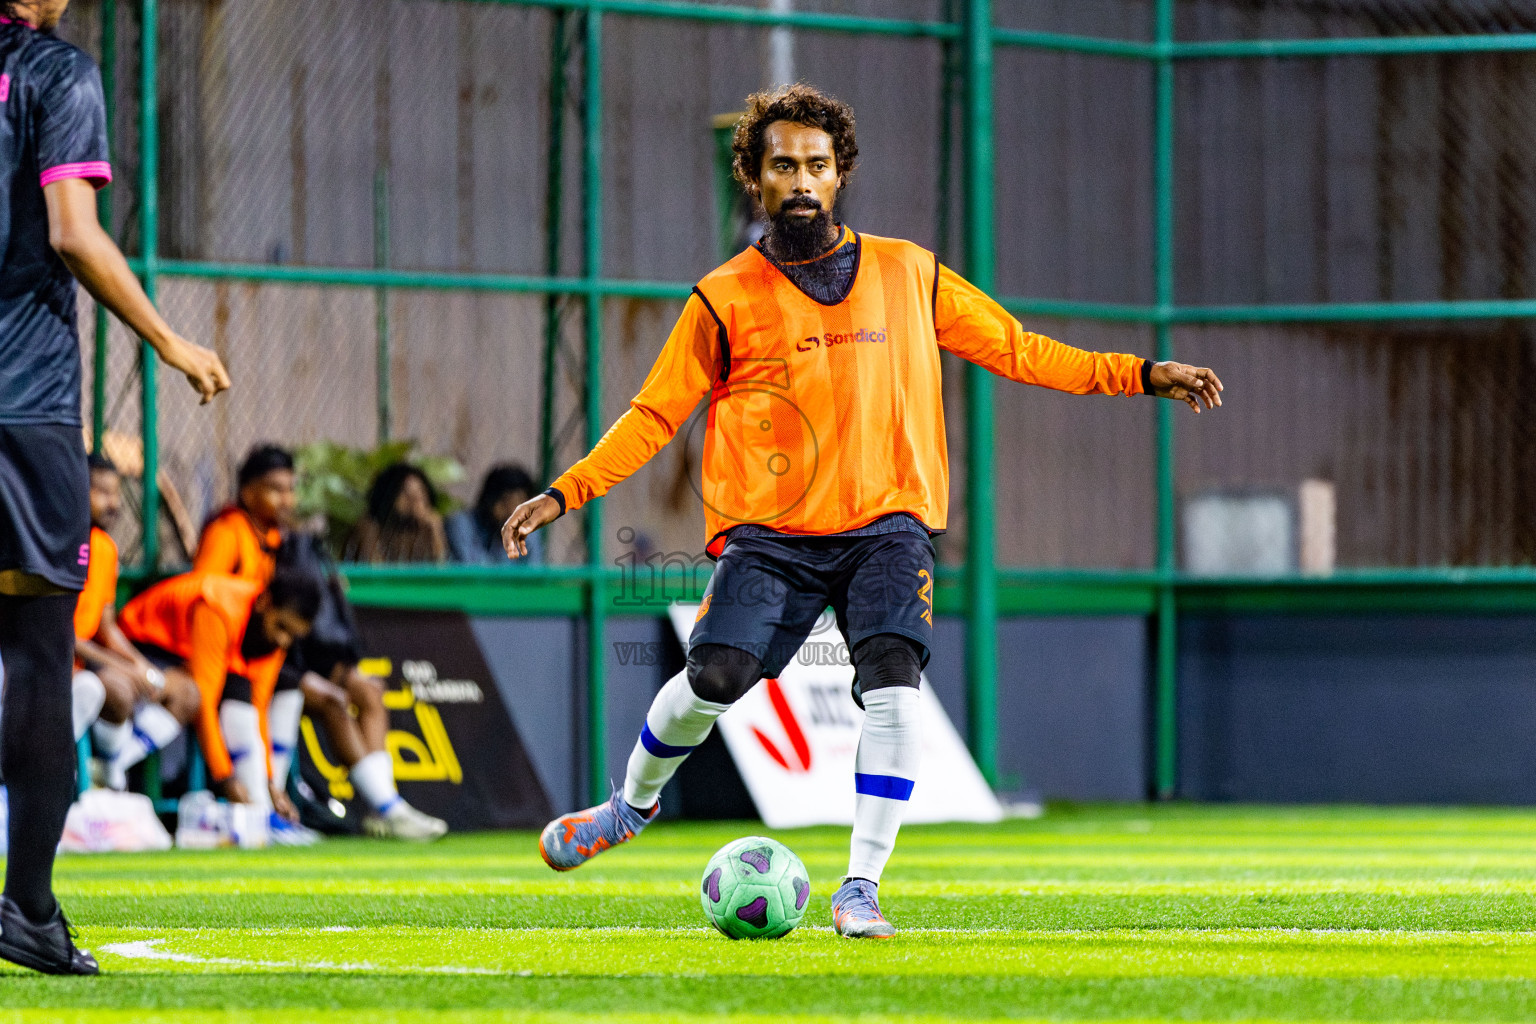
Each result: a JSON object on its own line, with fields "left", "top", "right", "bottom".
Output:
{"left": 0, "top": 0, "right": 228, "bottom": 974}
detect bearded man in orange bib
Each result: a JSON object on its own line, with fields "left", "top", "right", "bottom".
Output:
{"left": 502, "top": 85, "right": 1224, "bottom": 938}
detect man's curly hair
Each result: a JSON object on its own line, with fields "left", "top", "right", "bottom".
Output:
{"left": 731, "top": 84, "right": 858, "bottom": 193}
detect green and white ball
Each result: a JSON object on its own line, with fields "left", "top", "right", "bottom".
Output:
{"left": 700, "top": 836, "right": 811, "bottom": 940}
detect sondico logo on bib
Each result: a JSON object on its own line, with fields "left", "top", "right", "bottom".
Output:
{"left": 797, "top": 328, "right": 888, "bottom": 353}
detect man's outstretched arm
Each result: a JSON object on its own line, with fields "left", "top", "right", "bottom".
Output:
{"left": 502, "top": 294, "right": 721, "bottom": 558}
{"left": 45, "top": 177, "right": 230, "bottom": 403}
{"left": 934, "top": 263, "right": 1222, "bottom": 413}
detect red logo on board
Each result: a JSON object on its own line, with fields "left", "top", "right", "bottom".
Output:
{"left": 750, "top": 678, "right": 812, "bottom": 773}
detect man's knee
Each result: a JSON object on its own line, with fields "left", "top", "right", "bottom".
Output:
{"left": 343, "top": 667, "right": 384, "bottom": 707}
{"left": 97, "top": 667, "right": 137, "bottom": 722}
{"left": 685, "top": 643, "right": 763, "bottom": 705}
{"left": 851, "top": 634, "right": 922, "bottom": 696}
{"left": 162, "top": 671, "right": 201, "bottom": 723}
{"left": 303, "top": 675, "right": 351, "bottom": 720}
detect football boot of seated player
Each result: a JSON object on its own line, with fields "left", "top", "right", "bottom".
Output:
{"left": 268, "top": 812, "right": 323, "bottom": 847}
{"left": 831, "top": 877, "right": 897, "bottom": 939}
{"left": 538, "top": 790, "right": 657, "bottom": 871}
{"left": 362, "top": 800, "right": 448, "bottom": 843}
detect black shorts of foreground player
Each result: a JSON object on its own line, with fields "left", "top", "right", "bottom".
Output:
{"left": 691, "top": 525, "right": 935, "bottom": 686}
{"left": 501, "top": 84, "right": 1224, "bottom": 939}
{"left": 0, "top": 0, "right": 228, "bottom": 975}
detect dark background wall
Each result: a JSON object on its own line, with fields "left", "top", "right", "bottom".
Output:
{"left": 1178, "top": 613, "right": 1536, "bottom": 803}
{"left": 469, "top": 610, "right": 1536, "bottom": 809}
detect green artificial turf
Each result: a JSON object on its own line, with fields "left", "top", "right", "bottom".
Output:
{"left": 3, "top": 804, "right": 1536, "bottom": 1022}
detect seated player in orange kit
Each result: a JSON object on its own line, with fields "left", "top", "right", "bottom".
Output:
{"left": 114, "top": 568, "right": 322, "bottom": 807}
{"left": 72, "top": 455, "right": 200, "bottom": 782}
{"left": 196, "top": 445, "right": 445, "bottom": 840}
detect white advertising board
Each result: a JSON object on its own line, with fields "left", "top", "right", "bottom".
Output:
{"left": 667, "top": 604, "right": 1002, "bottom": 829}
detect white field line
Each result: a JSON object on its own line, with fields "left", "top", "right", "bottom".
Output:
{"left": 97, "top": 938, "right": 508, "bottom": 975}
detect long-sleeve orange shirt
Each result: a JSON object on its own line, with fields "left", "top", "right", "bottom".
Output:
{"left": 74, "top": 526, "right": 118, "bottom": 643}
{"left": 194, "top": 506, "right": 281, "bottom": 585}
{"left": 550, "top": 232, "right": 1146, "bottom": 554}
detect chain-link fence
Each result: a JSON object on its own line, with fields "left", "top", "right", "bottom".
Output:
{"left": 53, "top": 0, "right": 1536, "bottom": 791}
{"left": 57, "top": 4, "right": 1536, "bottom": 555}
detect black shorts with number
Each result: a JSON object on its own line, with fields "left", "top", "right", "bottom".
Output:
{"left": 0, "top": 423, "right": 90, "bottom": 591}
{"left": 690, "top": 528, "right": 936, "bottom": 679}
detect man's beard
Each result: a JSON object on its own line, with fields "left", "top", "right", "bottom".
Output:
{"left": 763, "top": 198, "right": 839, "bottom": 263}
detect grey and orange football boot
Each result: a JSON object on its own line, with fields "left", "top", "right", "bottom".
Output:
{"left": 538, "top": 791, "right": 657, "bottom": 871}
{"left": 831, "top": 877, "right": 897, "bottom": 938}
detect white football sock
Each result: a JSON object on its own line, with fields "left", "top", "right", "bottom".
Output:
{"left": 267, "top": 689, "right": 305, "bottom": 786}
{"left": 71, "top": 670, "right": 106, "bottom": 743}
{"left": 350, "top": 750, "right": 400, "bottom": 813}
{"left": 92, "top": 718, "right": 131, "bottom": 758}
{"left": 848, "top": 686, "right": 922, "bottom": 885}
{"left": 112, "top": 701, "right": 184, "bottom": 774}
{"left": 622, "top": 669, "right": 731, "bottom": 810}
{"left": 220, "top": 699, "right": 271, "bottom": 809}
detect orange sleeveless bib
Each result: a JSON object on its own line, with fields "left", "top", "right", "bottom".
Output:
{"left": 693, "top": 231, "right": 946, "bottom": 556}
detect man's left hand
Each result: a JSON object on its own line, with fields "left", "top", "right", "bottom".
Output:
{"left": 1149, "top": 361, "right": 1223, "bottom": 413}
{"left": 271, "top": 783, "right": 299, "bottom": 823}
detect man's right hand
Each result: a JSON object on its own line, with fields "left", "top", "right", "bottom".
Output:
{"left": 159, "top": 336, "right": 231, "bottom": 404}
{"left": 502, "top": 494, "right": 561, "bottom": 559}
{"left": 43, "top": 178, "right": 232, "bottom": 405}
{"left": 129, "top": 666, "right": 160, "bottom": 703}
{"left": 212, "top": 776, "right": 251, "bottom": 804}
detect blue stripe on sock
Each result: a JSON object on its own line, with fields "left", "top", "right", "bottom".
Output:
{"left": 130, "top": 725, "right": 159, "bottom": 754}
{"left": 639, "top": 722, "right": 695, "bottom": 759}
{"left": 377, "top": 795, "right": 402, "bottom": 814}
{"left": 272, "top": 743, "right": 292, "bottom": 755}
{"left": 854, "top": 773, "right": 915, "bottom": 800}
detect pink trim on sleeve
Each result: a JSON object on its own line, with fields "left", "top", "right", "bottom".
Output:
{"left": 40, "top": 161, "right": 112, "bottom": 189}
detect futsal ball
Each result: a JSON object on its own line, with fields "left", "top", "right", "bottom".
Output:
{"left": 700, "top": 836, "right": 811, "bottom": 940}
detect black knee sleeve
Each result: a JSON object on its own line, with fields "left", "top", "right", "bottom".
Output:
{"left": 273, "top": 663, "right": 302, "bottom": 693}
{"left": 850, "top": 634, "right": 923, "bottom": 709}
{"left": 686, "top": 643, "right": 764, "bottom": 705}
{"left": 221, "top": 672, "right": 254, "bottom": 704}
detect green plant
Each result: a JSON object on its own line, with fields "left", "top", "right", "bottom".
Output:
{"left": 294, "top": 440, "right": 465, "bottom": 554}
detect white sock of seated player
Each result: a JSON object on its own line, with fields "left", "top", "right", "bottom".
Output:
{"left": 92, "top": 718, "right": 131, "bottom": 759}
{"left": 111, "top": 701, "right": 184, "bottom": 774}
{"left": 220, "top": 699, "right": 272, "bottom": 809}
{"left": 848, "top": 686, "right": 922, "bottom": 885}
{"left": 267, "top": 689, "right": 305, "bottom": 787}
{"left": 71, "top": 670, "right": 106, "bottom": 743}
{"left": 622, "top": 668, "right": 731, "bottom": 811}
{"left": 351, "top": 750, "right": 401, "bottom": 814}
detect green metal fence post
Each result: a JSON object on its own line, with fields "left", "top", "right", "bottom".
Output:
{"left": 540, "top": 10, "right": 570, "bottom": 486}
{"left": 963, "top": 0, "right": 997, "bottom": 788}
{"left": 138, "top": 0, "right": 159, "bottom": 570}
{"left": 935, "top": 0, "right": 961, "bottom": 266}
{"left": 92, "top": 0, "right": 115, "bottom": 452}
{"left": 1152, "top": 0, "right": 1178, "bottom": 800}
{"left": 375, "top": 168, "right": 391, "bottom": 443}
{"left": 583, "top": 6, "right": 608, "bottom": 805}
